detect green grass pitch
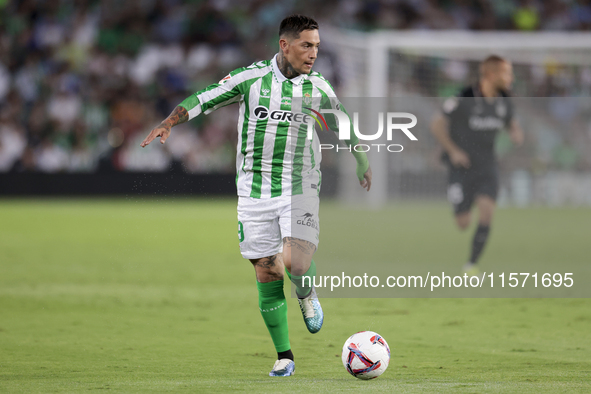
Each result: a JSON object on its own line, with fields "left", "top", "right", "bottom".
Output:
{"left": 1, "top": 198, "right": 590, "bottom": 393}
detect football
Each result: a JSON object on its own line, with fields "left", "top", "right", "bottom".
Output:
{"left": 341, "top": 331, "right": 390, "bottom": 380}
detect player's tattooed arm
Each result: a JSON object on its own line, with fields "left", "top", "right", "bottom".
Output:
{"left": 163, "top": 105, "right": 189, "bottom": 128}
{"left": 283, "top": 237, "right": 316, "bottom": 256}
{"left": 140, "top": 106, "right": 188, "bottom": 147}
{"left": 277, "top": 52, "right": 300, "bottom": 79}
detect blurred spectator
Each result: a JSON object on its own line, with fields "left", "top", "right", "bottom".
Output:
{"left": 47, "top": 90, "right": 82, "bottom": 129}
{"left": 541, "top": 0, "right": 572, "bottom": 30}
{"left": 35, "top": 138, "right": 69, "bottom": 173}
{"left": 0, "top": 0, "right": 589, "bottom": 175}
{"left": 571, "top": 0, "right": 591, "bottom": 30}
{"left": 513, "top": 0, "right": 540, "bottom": 30}
{"left": 0, "top": 120, "right": 27, "bottom": 172}
{"left": 0, "top": 63, "right": 10, "bottom": 101}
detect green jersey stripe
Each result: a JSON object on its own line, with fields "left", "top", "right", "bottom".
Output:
{"left": 270, "top": 82, "right": 293, "bottom": 197}
{"left": 317, "top": 169, "right": 321, "bottom": 196}
{"left": 236, "top": 76, "right": 266, "bottom": 196}
{"left": 249, "top": 72, "right": 274, "bottom": 198}
{"left": 180, "top": 64, "right": 272, "bottom": 120}
{"left": 309, "top": 128, "right": 316, "bottom": 169}
{"left": 179, "top": 95, "right": 200, "bottom": 116}
{"left": 291, "top": 80, "right": 314, "bottom": 195}
{"left": 240, "top": 87, "right": 251, "bottom": 159}
{"left": 236, "top": 89, "right": 250, "bottom": 186}
{"left": 178, "top": 58, "right": 348, "bottom": 199}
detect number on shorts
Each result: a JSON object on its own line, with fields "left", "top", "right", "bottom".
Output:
{"left": 447, "top": 183, "right": 464, "bottom": 204}
{"left": 238, "top": 221, "right": 245, "bottom": 242}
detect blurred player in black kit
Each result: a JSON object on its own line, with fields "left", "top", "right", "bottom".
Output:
{"left": 430, "top": 55, "right": 524, "bottom": 275}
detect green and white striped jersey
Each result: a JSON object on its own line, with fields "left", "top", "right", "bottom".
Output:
{"left": 179, "top": 54, "right": 342, "bottom": 199}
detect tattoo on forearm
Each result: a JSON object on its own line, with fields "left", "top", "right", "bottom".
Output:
{"left": 283, "top": 237, "right": 316, "bottom": 255}
{"left": 161, "top": 106, "right": 188, "bottom": 129}
{"left": 277, "top": 52, "right": 300, "bottom": 79}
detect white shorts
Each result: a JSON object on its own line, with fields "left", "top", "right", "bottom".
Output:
{"left": 237, "top": 194, "right": 320, "bottom": 259}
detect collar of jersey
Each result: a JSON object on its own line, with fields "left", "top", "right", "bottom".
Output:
{"left": 272, "top": 54, "right": 307, "bottom": 85}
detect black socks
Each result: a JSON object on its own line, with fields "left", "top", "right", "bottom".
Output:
{"left": 277, "top": 349, "right": 294, "bottom": 361}
{"left": 470, "top": 224, "right": 490, "bottom": 264}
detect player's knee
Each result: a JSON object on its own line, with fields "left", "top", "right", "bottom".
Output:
{"left": 253, "top": 267, "right": 284, "bottom": 282}
{"left": 477, "top": 196, "right": 495, "bottom": 219}
{"left": 478, "top": 207, "right": 495, "bottom": 225}
{"left": 478, "top": 216, "right": 492, "bottom": 226}
{"left": 282, "top": 237, "right": 316, "bottom": 275}
{"left": 258, "top": 270, "right": 284, "bottom": 282}
{"left": 282, "top": 253, "right": 292, "bottom": 273}
{"left": 289, "top": 262, "right": 307, "bottom": 276}
{"left": 455, "top": 213, "right": 470, "bottom": 230}
{"left": 283, "top": 253, "right": 312, "bottom": 276}
{"left": 250, "top": 255, "right": 283, "bottom": 282}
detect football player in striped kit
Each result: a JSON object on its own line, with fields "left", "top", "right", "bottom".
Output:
{"left": 141, "top": 14, "right": 371, "bottom": 377}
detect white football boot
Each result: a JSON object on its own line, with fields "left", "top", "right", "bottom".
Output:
{"left": 297, "top": 287, "right": 324, "bottom": 334}
{"left": 269, "top": 359, "right": 295, "bottom": 377}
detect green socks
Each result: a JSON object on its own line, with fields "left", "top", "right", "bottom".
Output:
{"left": 257, "top": 280, "right": 291, "bottom": 353}
{"left": 256, "top": 262, "right": 317, "bottom": 354}
{"left": 286, "top": 260, "right": 317, "bottom": 298}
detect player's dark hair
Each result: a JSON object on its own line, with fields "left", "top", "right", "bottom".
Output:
{"left": 279, "top": 14, "right": 319, "bottom": 39}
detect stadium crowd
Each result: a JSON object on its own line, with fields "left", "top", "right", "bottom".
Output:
{"left": 0, "top": 0, "right": 590, "bottom": 173}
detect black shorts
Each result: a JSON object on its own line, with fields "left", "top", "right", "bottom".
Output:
{"left": 447, "top": 165, "right": 498, "bottom": 214}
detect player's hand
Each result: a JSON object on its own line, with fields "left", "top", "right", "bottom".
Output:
{"left": 140, "top": 124, "right": 171, "bottom": 147}
{"left": 360, "top": 165, "right": 372, "bottom": 192}
{"left": 450, "top": 149, "right": 471, "bottom": 168}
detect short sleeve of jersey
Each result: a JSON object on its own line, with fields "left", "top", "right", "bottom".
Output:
{"left": 179, "top": 63, "right": 265, "bottom": 120}
{"left": 442, "top": 96, "right": 461, "bottom": 118}
{"left": 315, "top": 76, "right": 341, "bottom": 112}
{"left": 311, "top": 72, "right": 344, "bottom": 131}
{"left": 442, "top": 86, "right": 473, "bottom": 120}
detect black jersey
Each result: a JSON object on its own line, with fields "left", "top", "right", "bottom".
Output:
{"left": 441, "top": 85, "right": 514, "bottom": 168}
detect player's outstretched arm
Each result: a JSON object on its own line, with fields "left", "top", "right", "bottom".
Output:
{"left": 140, "top": 106, "right": 189, "bottom": 147}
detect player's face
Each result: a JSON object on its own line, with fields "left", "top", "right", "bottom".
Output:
{"left": 284, "top": 29, "right": 320, "bottom": 74}
{"left": 495, "top": 62, "right": 513, "bottom": 91}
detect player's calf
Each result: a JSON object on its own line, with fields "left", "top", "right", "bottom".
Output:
{"left": 251, "top": 254, "right": 295, "bottom": 368}
{"left": 466, "top": 195, "right": 495, "bottom": 267}
{"left": 476, "top": 195, "right": 496, "bottom": 226}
